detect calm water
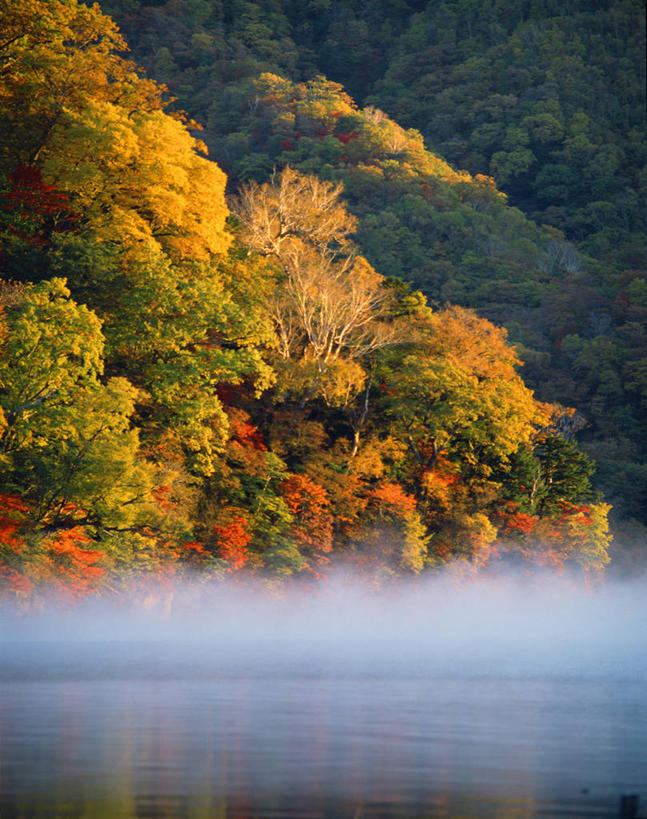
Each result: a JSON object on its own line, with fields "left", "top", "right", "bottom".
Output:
{"left": 1, "top": 578, "right": 646, "bottom": 817}
{"left": 0, "top": 641, "right": 646, "bottom": 818}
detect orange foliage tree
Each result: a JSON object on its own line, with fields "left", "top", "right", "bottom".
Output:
{"left": 279, "top": 473, "right": 333, "bottom": 556}
{"left": 213, "top": 516, "right": 252, "bottom": 571}
{"left": 503, "top": 501, "right": 612, "bottom": 573}
{"left": 42, "top": 527, "right": 105, "bottom": 599}
{"left": 0, "top": 494, "right": 31, "bottom": 598}
{"left": 0, "top": 494, "right": 107, "bottom": 601}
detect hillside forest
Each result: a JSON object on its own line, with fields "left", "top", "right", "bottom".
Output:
{"left": 1, "top": 0, "right": 644, "bottom": 603}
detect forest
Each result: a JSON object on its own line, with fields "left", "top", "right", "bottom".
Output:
{"left": 0, "top": 0, "right": 644, "bottom": 603}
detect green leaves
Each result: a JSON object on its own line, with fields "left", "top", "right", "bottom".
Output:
{"left": 0, "top": 279, "right": 155, "bottom": 528}
{"left": 378, "top": 305, "right": 544, "bottom": 477}
{"left": 0, "top": 278, "right": 103, "bottom": 453}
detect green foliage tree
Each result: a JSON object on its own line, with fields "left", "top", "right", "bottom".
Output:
{"left": 0, "top": 278, "right": 155, "bottom": 530}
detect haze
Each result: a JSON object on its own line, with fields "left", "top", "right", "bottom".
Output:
{"left": 3, "top": 571, "right": 646, "bottom": 682}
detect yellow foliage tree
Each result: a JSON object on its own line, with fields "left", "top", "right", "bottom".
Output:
{"left": 0, "top": 0, "right": 230, "bottom": 261}
{"left": 233, "top": 167, "right": 405, "bottom": 405}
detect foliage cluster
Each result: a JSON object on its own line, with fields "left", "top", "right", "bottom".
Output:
{"left": 0, "top": 0, "right": 619, "bottom": 602}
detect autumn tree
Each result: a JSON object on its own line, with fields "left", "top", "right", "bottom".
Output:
{"left": 372, "top": 303, "right": 550, "bottom": 565}
{"left": 378, "top": 305, "right": 548, "bottom": 479}
{"left": 280, "top": 473, "right": 333, "bottom": 560}
{"left": 0, "top": 0, "right": 279, "bottom": 483}
{"left": 0, "top": 0, "right": 623, "bottom": 589}
{"left": 0, "top": 0, "right": 230, "bottom": 263}
{"left": 232, "top": 167, "right": 403, "bottom": 405}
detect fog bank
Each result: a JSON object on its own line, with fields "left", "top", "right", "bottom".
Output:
{"left": 2, "top": 570, "right": 646, "bottom": 682}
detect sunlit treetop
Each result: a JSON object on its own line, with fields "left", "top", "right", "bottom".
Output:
{"left": 0, "top": 0, "right": 163, "bottom": 154}
{"left": 0, "top": 0, "right": 231, "bottom": 261}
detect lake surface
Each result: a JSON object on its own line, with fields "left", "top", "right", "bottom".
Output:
{"left": 1, "top": 577, "right": 646, "bottom": 817}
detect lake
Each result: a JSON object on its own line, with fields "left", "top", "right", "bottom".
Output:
{"left": 1, "top": 575, "right": 646, "bottom": 817}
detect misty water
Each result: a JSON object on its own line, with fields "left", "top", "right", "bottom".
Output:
{"left": 1, "top": 573, "right": 646, "bottom": 818}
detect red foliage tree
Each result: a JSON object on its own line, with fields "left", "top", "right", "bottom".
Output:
{"left": 176, "top": 540, "right": 210, "bottom": 566}
{"left": 1, "top": 494, "right": 107, "bottom": 600}
{"left": 368, "top": 482, "right": 417, "bottom": 519}
{"left": 226, "top": 407, "right": 267, "bottom": 451}
{"left": 335, "top": 132, "right": 358, "bottom": 145}
{"left": 213, "top": 516, "right": 252, "bottom": 570}
{"left": 4, "top": 165, "right": 76, "bottom": 240}
{"left": 280, "top": 474, "right": 333, "bottom": 553}
{"left": 499, "top": 501, "right": 539, "bottom": 536}
{"left": 0, "top": 494, "right": 32, "bottom": 597}
{"left": 0, "top": 493, "right": 28, "bottom": 553}
{"left": 44, "top": 527, "right": 105, "bottom": 598}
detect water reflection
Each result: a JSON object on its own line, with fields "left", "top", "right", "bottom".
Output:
{"left": 2, "top": 576, "right": 647, "bottom": 817}
{"left": 1, "top": 643, "right": 645, "bottom": 818}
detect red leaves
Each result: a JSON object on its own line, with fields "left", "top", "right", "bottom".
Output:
{"left": 177, "top": 540, "right": 209, "bottom": 565}
{"left": 225, "top": 407, "right": 266, "bottom": 451}
{"left": 45, "top": 527, "right": 105, "bottom": 596}
{"left": 2, "top": 164, "right": 77, "bottom": 250}
{"left": 1, "top": 499, "right": 105, "bottom": 599}
{"left": 503, "top": 511, "right": 538, "bottom": 536}
{"left": 497, "top": 499, "right": 605, "bottom": 572}
{"left": 6, "top": 165, "right": 76, "bottom": 229}
{"left": 233, "top": 421, "right": 266, "bottom": 451}
{"left": 0, "top": 493, "right": 28, "bottom": 553}
{"left": 215, "top": 383, "right": 238, "bottom": 404}
{"left": 368, "top": 482, "right": 417, "bottom": 518}
{"left": 281, "top": 474, "right": 328, "bottom": 515}
{"left": 280, "top": 474, "right": 333, "bottom": 553}
{"left": 335, "top": 132, "right": 358, "bottom": 145}
{"left": 213, "top": 516, "right": 251, "bottom": 570}
{"left": 152, "top": 484, "right": 174, "bottom": 511}
{"left": 556, "top": 501, "right": 592, "bottom": 524}
{"left": 377, "top": 381, "right": 396, "bottom": 396}
{"left": 0, "top": 494, "right": 28, "bottom": 514}
{"left": 497, "top": 501, "right": 538, "bottom": 537}
{"left": 0, "top": 494, "right": 31, "bottom": 598}
{"left": 182, "top": 541, "right": 207, "bottom": 553}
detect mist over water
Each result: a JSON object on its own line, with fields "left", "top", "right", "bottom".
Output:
{"left": 2, "top": 570, "right": 646, "bottom": 817}
{"left": 3, "top": 570, "right": 647, "bottom": 678}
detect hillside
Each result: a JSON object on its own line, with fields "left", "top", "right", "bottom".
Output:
{"left": 0, "top": 0, "right": 640, "bottom": 601}
{"left": 98, "top": 0, "right": 647, "bottom": 531}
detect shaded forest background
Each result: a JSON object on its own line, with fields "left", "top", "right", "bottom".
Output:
{"left": 104, "top": 0, "right": 647, "bottom": 524}
{"left": 0, "top": 0, "right": 644, "bottom": 601}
